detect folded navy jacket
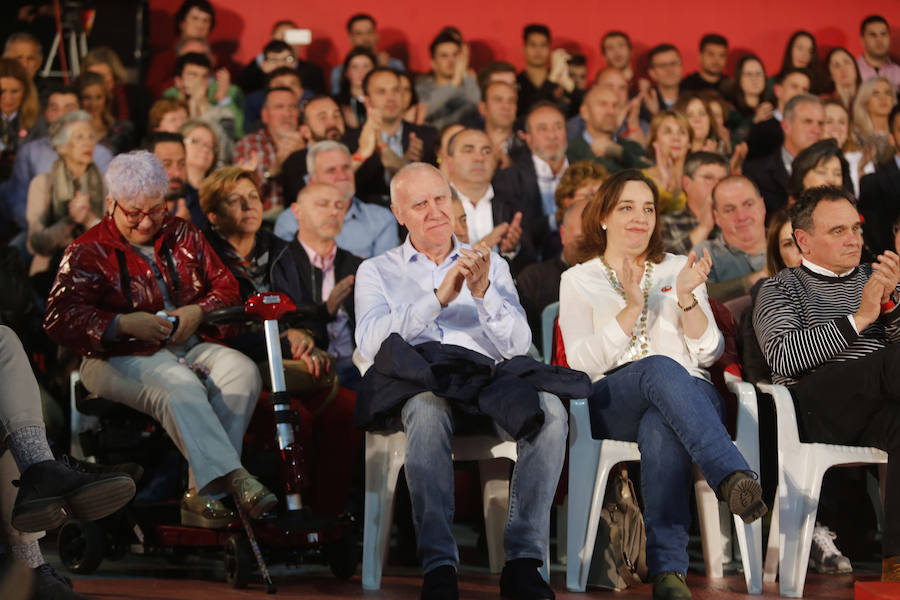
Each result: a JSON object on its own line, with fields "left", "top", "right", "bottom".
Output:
{"left": 355, "top": 333, "right": 592, "bottom": 439}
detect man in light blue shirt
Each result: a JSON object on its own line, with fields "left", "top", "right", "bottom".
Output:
{"left": 354, "top": 162, "right": 566, "bottom": 600}
{"left": 273, "top": 140, "right": 397, "bottom": 258}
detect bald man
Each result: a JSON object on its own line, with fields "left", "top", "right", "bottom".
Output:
{"left": 355, "top": 162, "right": 582, "bottom": 600}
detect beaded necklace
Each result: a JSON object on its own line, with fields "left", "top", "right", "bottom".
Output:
{"left": 600, "top": 256, "right": 653, "bottom": 361}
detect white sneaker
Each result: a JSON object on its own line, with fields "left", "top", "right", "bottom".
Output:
{"left": 810, "top": 523, "right": 852, "bottom": 574}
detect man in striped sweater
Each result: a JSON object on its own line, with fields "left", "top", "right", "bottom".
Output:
{"left": 754, "top": 185, "right": 900, "bottom": 581}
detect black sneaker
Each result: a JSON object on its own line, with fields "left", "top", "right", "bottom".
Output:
{"left": 32, "top": 563, "right": 87, "bottom": 599}
{"left": 12, "top": 460, "right": 136, "bottom": 533}
{"left": 421, "top": 565, "right": 458, "bottom": 600}
{"left": 61, "top": 455, "right": 144, "bottom": 485}
{"left": 500, "top": 558, "right": 554, "bottom": 600}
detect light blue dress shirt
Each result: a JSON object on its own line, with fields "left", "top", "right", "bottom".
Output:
{"left": 354, "top": 235, "right": 531, "bottom": 362}
{"left": 273, "top": 196, "right": 398, "bottom": 259}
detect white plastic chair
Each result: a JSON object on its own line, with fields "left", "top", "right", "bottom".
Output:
{"left": 541, "top": 302, "right": 560, "bottom": 365}
{"left": 566, "top": 375, "right": 763, "bottom": 594}
{"left": 757, "top": 383, "right": 887, "bottom": 598}
{"left": 354, "top": 349, "right": 547, "bottom": 590}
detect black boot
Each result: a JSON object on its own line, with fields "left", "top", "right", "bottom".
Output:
{"left": 12, "top": 459, "right": 135, "bottom": 533}
{"left": 500, "top": 558, "right": 554, "bottom": 600}
{"left": 421, "top": 565, "right": 458, "bottom": 600}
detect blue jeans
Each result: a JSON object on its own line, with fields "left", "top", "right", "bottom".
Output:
{"left": 587, "top": 355, "right": 750, "bottom": 577}
{"left": 400, "top": 390, "right": 567, "bottom": 573}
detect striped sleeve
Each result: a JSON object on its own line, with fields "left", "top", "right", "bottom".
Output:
{"left": 753, "top": 275, "right": 857, "bottom": 380}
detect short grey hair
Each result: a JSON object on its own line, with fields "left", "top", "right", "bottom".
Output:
{"left": 49, "top": 110, "right": 93, "bottom": 150}
{"left": 389, "top": 162, "right": 446, "bottom": 206}
{"left": 105, "top": 151, "right": 169, "bottom": 202}
{"left": 306, "top": 140, "right": 351, "bottom": 176}
{"left": 3, "top": 32, "right": 42, "bottom": 56}
{"left": 783, "top": 93, "right": 823, "bottom": 123}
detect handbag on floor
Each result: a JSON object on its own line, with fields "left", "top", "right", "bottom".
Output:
{"left": 587, "top": 467, "right": 648, "bottom": 590}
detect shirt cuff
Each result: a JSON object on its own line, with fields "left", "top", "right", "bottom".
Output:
{"left": 473, "top": 281, "right": 502, "bottom": 317}
{"left": 217, "top": 96, "right": 232, "bottom": 107}
{"left": 846, "top": 314, "right": 858, "bottom": 334}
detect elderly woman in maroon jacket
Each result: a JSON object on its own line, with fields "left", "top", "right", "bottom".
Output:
{"left": 43, "top": 150, "right": 276, "bottom": 530}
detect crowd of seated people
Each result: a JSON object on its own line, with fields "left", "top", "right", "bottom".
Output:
{"left": 2, "top": 3, "right": 900, "bottom": 599}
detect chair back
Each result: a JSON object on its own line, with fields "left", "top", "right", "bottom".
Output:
{"left": 541, "top": 302, "right": 560, "bottom": 365}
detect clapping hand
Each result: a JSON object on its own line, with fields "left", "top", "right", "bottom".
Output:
{"left": 620, "top": 258, "right": 644, "bottom": 310}
{"left": 458, "top": 242, "right": 491, "bottom": 298}
{"left": 675, "top": 248, "right": 712, "bottom": 301}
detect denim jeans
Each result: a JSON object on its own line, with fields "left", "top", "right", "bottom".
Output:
{"left": 400, "top": 390, "right": 568, "bottom": 573}
{"left": 587, "top": 355, "right": 750, "bottom": 577}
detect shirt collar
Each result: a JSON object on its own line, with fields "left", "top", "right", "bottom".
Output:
{"left": 532, "top": 153, "right": 567, "bottom": 179}
{"left": 400, "top": 234, "right": 460, "bottom": 265}
{"left": 451, "top": 183, "right": 494, "bottom": 207}
{"left": 299, "top": 239, "right": 337, "bottom": 271}
{"left": 344, "top": 196, "right": 361, "bottom": 219}
{"left": 894, "top": 154, "right": 900, "bottom": 172}
{"left": 380, "top": 122, "right": 404, "bottom": 144}
{"left": 802, "top": 257, "right": 855, "bottom": 278}
{"left": 781, "top": 146, "right": 794, "bottom": 174}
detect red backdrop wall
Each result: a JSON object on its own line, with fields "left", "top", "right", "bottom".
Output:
{"left": 147, "top": 1, "right": 900, "bottom": 79}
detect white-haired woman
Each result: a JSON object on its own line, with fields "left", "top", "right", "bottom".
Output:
{"left": 25, "top": 110, "right": 106, "bottom": 276}
{"left": 44, "top": 150, "right": 277, "bottom": 529}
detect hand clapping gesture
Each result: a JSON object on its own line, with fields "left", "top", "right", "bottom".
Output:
{"left": 675, "top": 249, "right": 712, "bottom": 303}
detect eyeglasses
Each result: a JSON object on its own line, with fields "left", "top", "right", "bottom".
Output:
{"left": 115, "top": 201, "right": 167, "bottom": 224}
{"left": 651, "top": 60, "right": 682, "bottom": 69}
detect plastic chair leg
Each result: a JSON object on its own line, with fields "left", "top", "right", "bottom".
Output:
{"left": 362, "top": 432, "right": 406, "bottom": 590}
{"left": 694, "top": 476, "right": 724, "bottom": 579}
{"left": 778, "top": 462, "right": 825, "bottom": 598}
{"left": 565, "top": 436, "right": 602, "bottom": 591}
{"left": 733, "top": 512, "right": 763, "bottom": 593}
{"left": 479, "top": 457, "right": 510, "bottom": 573}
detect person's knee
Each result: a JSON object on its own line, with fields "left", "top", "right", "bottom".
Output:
{"left": 638, "top": 355, "right": 684, "bottom": 377}
{"left": 538, "top": 392, "right": 568, "bottom": 435}
{"left": 402, "top": 392, "right": 453, "bottom": 437}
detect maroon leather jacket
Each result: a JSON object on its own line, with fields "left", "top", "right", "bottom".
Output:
{"left": 44, "top": 215, "right": 240, "bottom": 358}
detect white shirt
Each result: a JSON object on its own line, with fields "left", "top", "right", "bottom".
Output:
{"left": 354, "top": 235, "right": 530, "bottom": 362}
{"left": 452, "top": 183, "right": 495, "bottom": 244}
{"left": 559, "top": 253, "right": 723, "bottom": 382}
{"left": 531, "top": 154, "right": 568, "bottom": 229}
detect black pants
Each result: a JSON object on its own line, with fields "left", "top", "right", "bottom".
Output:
{"left": 793, "top": 344, "right": 900, "bottom": 556}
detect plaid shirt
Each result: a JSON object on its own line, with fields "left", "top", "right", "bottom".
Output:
{"left": 234, "top": 129, "right": 282, "bottom": 210}
{"left": 660, "top": 207, "right": 718, "bottom": 256}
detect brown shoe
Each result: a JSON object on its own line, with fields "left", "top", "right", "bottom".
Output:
{"left": 227, "top": 469, "right": 278, "bottom": 519}
{"left": 882, "top": 555, "right": 900, "bottom": 581}
{"left": 180, "top": 489, "right": 236, "bottom": 528}
{"left": 718, "top": 471, "right": 767, "bottom": 524}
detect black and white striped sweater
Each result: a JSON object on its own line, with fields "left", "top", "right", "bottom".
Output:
{"left": 753, "top": 264, "right": 900, "bottom": 386}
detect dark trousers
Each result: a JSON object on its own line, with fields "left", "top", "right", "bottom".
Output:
{"left": 792, "top": 344, "right": 900, "bottom": 556}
